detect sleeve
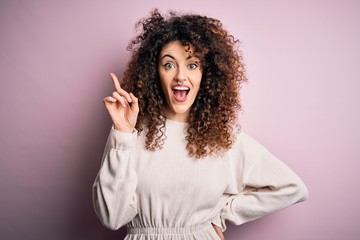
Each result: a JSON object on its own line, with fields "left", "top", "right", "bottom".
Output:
{"left": 214, "top": 135, "right": 309, "bottom": 231}
{"left": 92, "top": 128, "right": 138, "bottom": 230}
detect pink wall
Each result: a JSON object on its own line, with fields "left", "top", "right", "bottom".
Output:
{"left": 1, "top": 1, "right": 359, "bottom": 239}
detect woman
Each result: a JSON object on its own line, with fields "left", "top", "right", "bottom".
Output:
{"left": 93, "top": 9, "right": 308, "bottom": 240}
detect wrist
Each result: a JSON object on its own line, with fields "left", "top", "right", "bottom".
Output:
{"left": 113, "top": 125, "right": 136, "bottom": 133}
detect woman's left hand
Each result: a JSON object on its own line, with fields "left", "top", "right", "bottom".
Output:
{"left": 212, "top": 224, "right": 225, "bottom": 240}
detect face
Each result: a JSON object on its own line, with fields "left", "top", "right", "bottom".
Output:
{"left": 158, "top": 41, "right": 202, "bottom": 122}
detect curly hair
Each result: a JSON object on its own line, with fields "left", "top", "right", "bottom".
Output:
{"left": 121, "top": 9, "right": 247, "bottom": 158}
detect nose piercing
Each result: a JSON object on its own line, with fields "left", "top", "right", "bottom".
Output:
{"left": 177, "top": 80, "right": 183, "bottom": 85}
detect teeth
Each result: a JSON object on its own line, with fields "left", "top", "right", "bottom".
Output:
{"left": 172, "top": 86, "right": 189, "bottom": 90}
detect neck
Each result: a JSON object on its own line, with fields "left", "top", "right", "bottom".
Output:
{"left": 163, "top": 107, "right": 189, "bottom": 122}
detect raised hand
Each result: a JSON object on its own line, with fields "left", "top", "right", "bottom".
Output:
{"left": 103, "top": 73, "right": 139, "bottom": 132}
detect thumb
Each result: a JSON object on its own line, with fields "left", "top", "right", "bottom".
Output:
{"left": 129, "top": 93, "right": 139, "bottom": 113}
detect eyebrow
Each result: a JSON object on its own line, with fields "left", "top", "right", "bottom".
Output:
{"left": 160, "top": 54, "right": 175, "bottom": 61}
{"left": 160, "top": 54, "right": 198, "bottom": 61}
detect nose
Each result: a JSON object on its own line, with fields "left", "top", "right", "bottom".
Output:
{"left": 175, "top": 66, "right": 187, "bottom": 83}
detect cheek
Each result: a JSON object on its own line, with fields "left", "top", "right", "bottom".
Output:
{"left": 192, "top": 73, "right": 202, "bottom": 90}
{"left": 158, "top": 73, "right": 172, "bottom": 95}
{"left": 158, "top": 71, "right": 166, "bottom": 86}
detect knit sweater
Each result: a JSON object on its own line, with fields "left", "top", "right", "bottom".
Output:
{"left": 93, "top": 119, "right": 308, "bottom": 239}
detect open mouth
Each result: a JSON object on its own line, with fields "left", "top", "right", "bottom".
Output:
{"left": 172, "top": 86, "right": 190, "bottom": 102}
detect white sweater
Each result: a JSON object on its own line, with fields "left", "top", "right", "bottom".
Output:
{"left": 93, "top": 119, "right": 308, "bottom": 239}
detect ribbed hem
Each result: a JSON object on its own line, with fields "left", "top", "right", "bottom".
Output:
{"left": 127, "top": 222, "right": 212, "bottom": 235}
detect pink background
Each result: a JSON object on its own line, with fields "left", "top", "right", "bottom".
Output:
{"left": 1, "top": 1, "right": 359, "bottom": 239}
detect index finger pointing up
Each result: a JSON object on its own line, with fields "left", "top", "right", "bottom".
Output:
{"left": 110, "top": 73, "right": 121, "bottom": 92}
{"left": 109, "top": 72, "right": 132, "bottom": 103}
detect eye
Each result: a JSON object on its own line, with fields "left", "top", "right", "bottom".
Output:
{"left": 188, "top": 63, "right": 199, "bottom": 70}
{"left": 163, "top": 62, "right": 175, "bottom": 70}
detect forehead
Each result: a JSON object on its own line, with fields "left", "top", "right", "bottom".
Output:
{"left": 160, "top": 41, "right": 195, "bottom": 57}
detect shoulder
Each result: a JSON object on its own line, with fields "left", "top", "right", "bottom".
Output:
{"left": 221, "top": 130, "right": 269, "bottom": 176}
{"left": 230, "top": 130, "right": 268, "bottom": 160}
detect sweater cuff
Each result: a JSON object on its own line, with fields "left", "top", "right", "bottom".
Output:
{"left": 108, "top": 127, "right": 137, "bottom": 150}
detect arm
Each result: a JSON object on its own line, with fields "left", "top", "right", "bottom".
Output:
{"left": 92, "top": 128, "right": 138, "bottom": 230}
{"left": 213, "top": 135, "right": 309, "bottom": 230}
{"left": 93, "top": 73, "right": 140, "bottom": 230}
{"left": 226, "top": 149, "right": 308, "bottom": 224}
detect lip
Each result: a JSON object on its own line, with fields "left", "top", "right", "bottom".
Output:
{"left": 171, "top": 84, "right": 191, "bottom": 89}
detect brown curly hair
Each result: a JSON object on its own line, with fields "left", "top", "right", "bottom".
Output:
{"left": 121, "top": 9, "right": 247, "bottom": 158}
